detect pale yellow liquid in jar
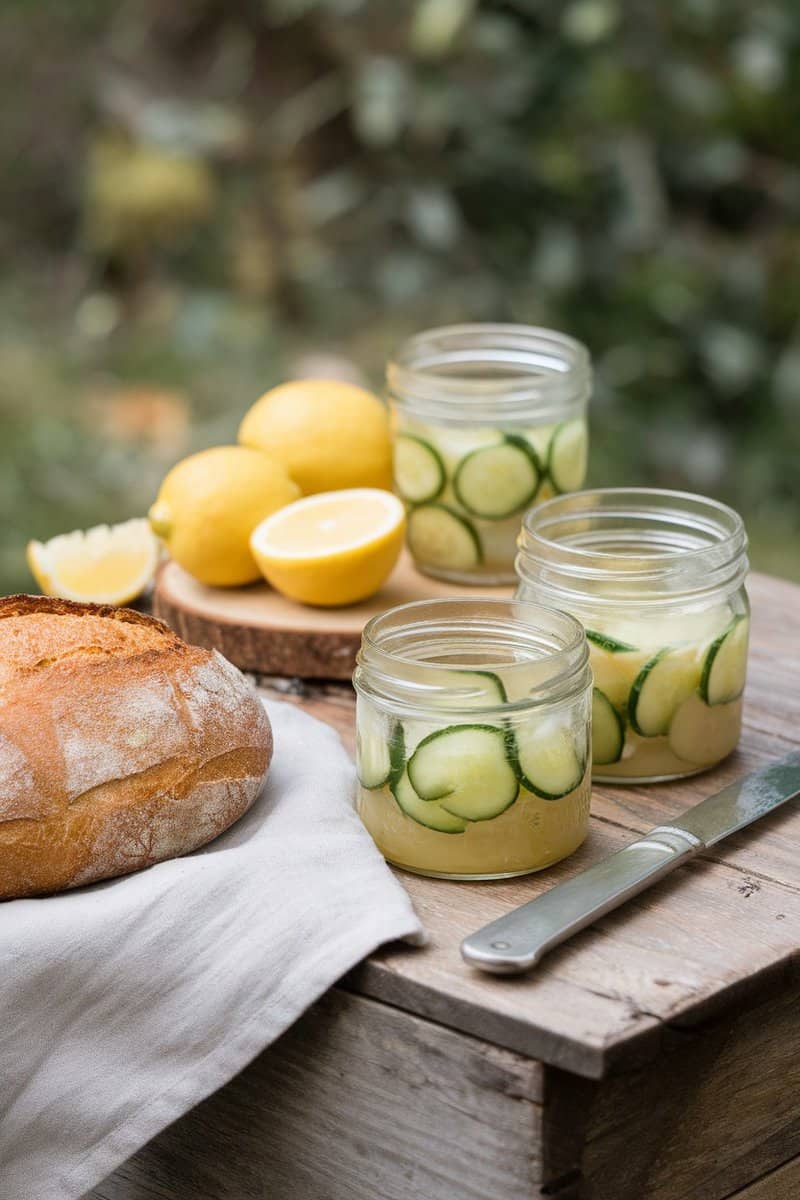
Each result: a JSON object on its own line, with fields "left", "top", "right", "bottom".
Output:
{"left": 358, "top": 775, "right": 590, "bottom": 879}
{"left": 588, "top": 605, "right": 748, "bottom": 782}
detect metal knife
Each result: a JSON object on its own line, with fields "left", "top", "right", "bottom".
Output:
{"left": 461, "top": 751, "right": 800, "bottom": 976}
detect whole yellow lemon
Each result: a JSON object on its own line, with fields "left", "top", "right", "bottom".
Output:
{"left": 148, "top": 445, "right": 300, "bottom": 587}
{"left": 238, "top": 380, "right": 393, "bottom": 495}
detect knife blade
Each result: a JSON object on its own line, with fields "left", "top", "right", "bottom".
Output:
{"left": 461, "top": 751, "right": 800, "bottom": 976}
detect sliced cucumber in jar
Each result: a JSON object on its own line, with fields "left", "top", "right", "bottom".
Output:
{"left": 588, "top": 643, "right": 646, "bottom": 713}
{"left": 591, "top": 688, "right": 625, "bottom": 766}
{"left": 628, "top": 646, "right": 702, "bottom": 738}
{"left": 407, "top": 504, "right": 482, "bottom": 571}
{"left": 521, "top": 423, "right": 557, "bottom": 461}
{"left": 586, "top": 629, "right": 638, "bottom": 654}
{"left": 391, "top": 770, "right": 468, "bottom": 834}
{"left": 513, "top": 716, "right": 585, "bottom": 800}
{"left": 668, "top": 693, "right": 742, "bottom": 765}
{"left": 420, "top": 668, "right": 507, "bottom": 707}
{"left": 699, "top": 615, "right": 749, "bottom": 705}
{"left": 356, "top": 704, "right": 391, "bottom": 789}
{"left": 548, "top": 419, "right": 588, "bottom": 494}
{"left": 453, "top": 436, "right": 541, "bottom": 520}
{"left": 408, "top": 724, "right": 519, "bottom": 821}
{"left": 356, "top": 708, "right": 405, "bottom": 789}
{"left": 394, "top": 434, "right": 446, "bottom": 504}
{"left": 397, "top": 670, "right": 506, "bottom": 756}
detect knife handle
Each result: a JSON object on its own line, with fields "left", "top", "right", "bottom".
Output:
{"left": 461, "top": 826, "right": 705, "bottom": 975}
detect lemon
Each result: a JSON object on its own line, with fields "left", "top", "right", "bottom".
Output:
{"left": 238, "top": 380, "right": 393, "bottom": 495}
{"left": 250, "top": 489, "right": 405, "bottom": 607}
{"left": 149, "top": 446, "right": 300, "bottom": 587}
{"left": 27, "top": 519, "right": 159, "bottom": 606}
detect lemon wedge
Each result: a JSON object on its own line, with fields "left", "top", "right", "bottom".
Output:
{"left": 250, "top": 489, "right": 405, "bottom": 607}
{"left": 27, "top": 519, "right": 160, "bottom": 606}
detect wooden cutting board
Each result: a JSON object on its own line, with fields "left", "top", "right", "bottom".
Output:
{"left": 153, "top": 552, "right": 514, "bottom": 679}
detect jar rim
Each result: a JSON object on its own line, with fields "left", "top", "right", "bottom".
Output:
{"left": 517, "top": 487, "right": 748, "bottom": 604}
{"left": 354, "top": 596, "right": 591, "bottom": 717}
{"left": 387, "top": 324, "right": 591, "bottom": 423}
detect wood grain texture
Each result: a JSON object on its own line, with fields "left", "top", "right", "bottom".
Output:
{"left": 153, "top": 553, "right": 513, "bottom": 679}
{"left": 730, "top": 1156, "right": 800, "bottom": 1200}
{"left": 546, "top": 982, "right": 800, "bottom": 1200}
{"left": 83, "top": 984, "right": 800, "bottom": 1200}
{"left": 255, "top": 571, "right": 800, "bottom": 1079}
{"left": 83, "top": 988, "right": 544, "bottom": 1200}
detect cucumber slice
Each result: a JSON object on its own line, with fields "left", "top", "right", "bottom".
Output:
{"left": 419, "top": 668, "right": 506, "bottom": 707}
{"left": 668, "top": 693, "right": 742, "bottom": 765}
{"left": 522, "top": 423, "right": 557, "bottom": 460}
{"left": 391, "top": 770, "right": 468, "bottom": 834}
{"left": 591, "top": 688, "right": 625, "bottom": 766}
{"left": 407, "top": 504, "right": 482, "bottom": 571}
{"left": 356, "top": 708, "right": 405, "bottom": 789}
{"left": 514, "top": 716, "right": 585, "bottom": 800}
{"left": 433, "top": 426, "right": 503, "bottom": 463}
{"left": 394, "top": 434, "right": 446, "bottom": 504}
{"left": 453, "top": 436, "right": 540, "bottom": 520}
{"left": 586, "top": 629, "right": 638, "bottom": 654}
{"left": 589, "top": 643, "right": 647, "bottom": 713}
{"left": 628, "top": 646, "right": 702, "bottom": 738}
{"left": 397, "top": 671, "right": 505, "bottom": 763}
{"left": 408, "top": 724, "right": 519, "bottom": 822}
{"left": 548, "top": 419, "right": 588, "bottom": 494}
{"left": 700, "top": 616, "right": 749, "bottom": 705}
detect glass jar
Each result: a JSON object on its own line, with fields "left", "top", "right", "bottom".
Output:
{"left": 387, "top": 324, "right": 591, "bottom": 585}
{"left": 516, "top": 489, "right": 750, "bottom": 784}
{"left": 353, "top": 597, "right": 592, "bottom": 880}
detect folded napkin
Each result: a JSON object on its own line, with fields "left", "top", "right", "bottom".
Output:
{"left": 0, "top": 696, "right": 423, "bottom": 1200}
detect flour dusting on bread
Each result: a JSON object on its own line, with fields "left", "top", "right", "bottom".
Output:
{"left": 56, "top": 675, "right": 188, "bottom": 802}
{"left": 0, "top": 735, "right": 37, "bottom": 823}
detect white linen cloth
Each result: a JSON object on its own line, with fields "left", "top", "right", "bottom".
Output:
{"left": 0, "top": 696, "right": 423, "bottom": 1200}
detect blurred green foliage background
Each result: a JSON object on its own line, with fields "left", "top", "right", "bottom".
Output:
{"left": 1, "top": 0, "right": 799, "bottom": 591}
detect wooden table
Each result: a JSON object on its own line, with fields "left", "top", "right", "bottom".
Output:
{"left": 88, "top": 573, "right": 800, "bottom": 1200}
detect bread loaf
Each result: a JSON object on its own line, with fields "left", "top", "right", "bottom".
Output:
{"left": 0, "top": 595, "right": 272, "bottom": 899}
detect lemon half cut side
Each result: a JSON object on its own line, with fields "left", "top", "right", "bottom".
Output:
{"left": 27, "top": 519, "right": 160, "bottom": 606}
{"left": 250, "top": 488, "right": 405, "bottom": 607}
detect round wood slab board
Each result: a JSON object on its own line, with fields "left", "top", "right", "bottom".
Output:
{"left": 153, "top": 553, "right": 514, "bottom": 680}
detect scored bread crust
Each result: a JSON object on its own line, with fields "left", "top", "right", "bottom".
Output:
{"left": 0, "top": 595, "right": 272, "bottom": 900}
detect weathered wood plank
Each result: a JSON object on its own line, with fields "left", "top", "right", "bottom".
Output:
{"left": 558, "top": 982, "right": 800, "bottom": 1200}
{"left": 84, "top": 980, "right": 800, "bottom": 1200}
{"left": 255, "top": 570, "right": 800, "bottom": 1077}
{"left": 84, "top": 989, "right": 544, "bottom": 1200}
{"left": 730, "top": 1156, "right": 800, "bottom": 1199}
{"left": 350, "top": 844, "right": 798, "bottom": 1077}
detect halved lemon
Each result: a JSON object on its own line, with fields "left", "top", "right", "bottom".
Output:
{"left": 250, "top": 489, "right": 405, "bottom": 607}
{"left": 27, "top": 518, "right": 160, "bottom": 606}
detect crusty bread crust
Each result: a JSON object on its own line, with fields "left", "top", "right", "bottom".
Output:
{"left": 0, "top": 595, "right": 272, "bottom": 899}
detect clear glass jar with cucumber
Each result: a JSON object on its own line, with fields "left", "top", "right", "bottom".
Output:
{"left": 353, "top": 598, "right": 592, "bottom": 879}
{"left": 387, "top": 325, "right": 591, "bottom": 585}
{"left": 516, "top": 489, "right": 750, "bottom": 783}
